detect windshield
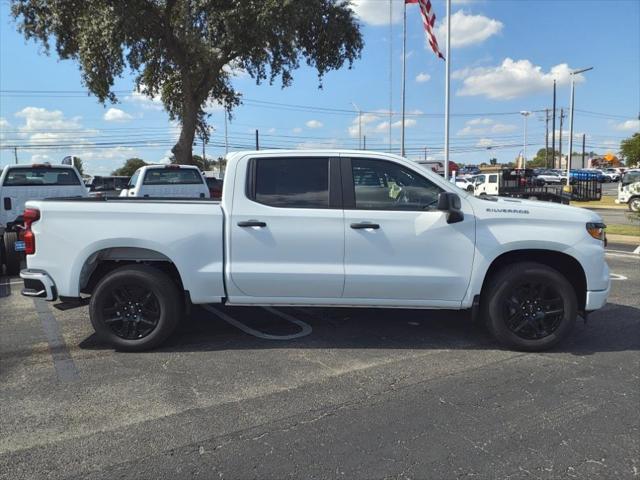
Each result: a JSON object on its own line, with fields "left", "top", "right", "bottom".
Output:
{"left": 622, "top": 171, "right": 640, "bottom": 185}
{"left": 2, "top": 167, "right": 80, "bottom": 186}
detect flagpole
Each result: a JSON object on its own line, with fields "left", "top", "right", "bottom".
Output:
{"left": 444, "top": 0, "right": 451, "bottom": 180}
{"left": 389, "top": 0, "right": 393, "bottom": 153}
{"left": 401, "top": 1, "right": 407, "bottom": 157}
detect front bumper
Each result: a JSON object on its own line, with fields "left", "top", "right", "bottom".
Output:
{"left": 20, "top": 269, "right": 57, "bottom": 301}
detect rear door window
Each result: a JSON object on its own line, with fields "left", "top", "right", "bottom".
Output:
{"left": 142, "top": 168, "right": 203, "bottom": 185}
{"left": 250, "top": 157, "right": 329, "bottom": 208}
{"left": 2, "top": 168, "right": 80, "bottom": 186}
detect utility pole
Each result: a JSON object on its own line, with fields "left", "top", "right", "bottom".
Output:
{"left": 202, "top": 134, "right": 206, "bottom": 166}
{"left": 363, "top": 135, "right": 367, "bottom": 150}
{"left": 552, "top": 80, "right": 556, "bottom": 168}
{"left": 558, "top": 108, "right": 564, "bottom": 169}
{"left": 14, "top": 147, "right": 18, "bottom": 164}
{"left": 424, "top": 146, "right": 428, "bottom": 161}
{"left": 400, "top": 0, "right": 407, "bottom": 157}
{"left": 255, "top": 129, "right": 259, "bottom": 150}
{"left": 545, "top": 109, "right": 550, "bottom": 168}
{"left": 520, "top": 111, "right": 531, "bottom": 167}
{"left": 581, "top": 133, "right": 586, "bottom": 168}
{"left": 351, "top": 102, "right": 362, "bottom": 149}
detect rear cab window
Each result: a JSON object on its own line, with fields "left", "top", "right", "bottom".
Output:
{"left": 142, "top": 168, "right": 204, "bottom": 185}
{"left": 2, "top": 167, "right": 81, "bottom": 186}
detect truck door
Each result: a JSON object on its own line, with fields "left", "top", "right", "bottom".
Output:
{"left": 228, "top": 155, "right": 344, "bottom": 299}
{"left": 342, "top": 156, "right": 475, "bottom": 305}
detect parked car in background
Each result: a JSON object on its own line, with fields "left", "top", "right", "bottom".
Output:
{"left": 601, "top": 168, "right": 621, "bottom": 182}
{"left": 119, "top": 164, "right": 210, "bottom": 198}
{"left": 415, "top": 159, "right": 460, "bottom": 176}
{"left": 534, "top": 170, "right": 565, "bottom": 185}
{"left": 459, "top": 166, "right": 481, "bottom": 176}
{"left": 87, "top": 176, "right": 130, "bottom": 197}
{"left": 0, "top": 163, "right": 87, "bottom": 274}
{"left": 454, "top": 177, "right": 475, "bottom": 193}
{"left": 20, "top": 149, "right": 609, "bottom": 353}
{"left": 577, "top": 168, "right": 607, "bottom": 183}
{"left": 615, "top": 169, "right": 640, "bottom": 212}
{"left": 205, "top": 177, "right": 223, "bottom": 200}
{"left": 472, "top": 173, "right": 500, "bottom": 196}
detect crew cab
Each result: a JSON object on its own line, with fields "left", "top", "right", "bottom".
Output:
{"left": 20, "top": 150, "right": 610, "bottom": 352}
{"left": 0, "top": 163, "right": 87, "bottom": 275}
{"left": 119, "top": 164, "right": 209, "bottom": 198}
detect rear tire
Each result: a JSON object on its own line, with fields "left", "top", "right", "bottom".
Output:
{"left": 629, "top": 197, "right": 640, "bottom": 213}
{"left": 2, "top": 232, "right": 21, "bottom": 276}
{"left": 482, "top": 262, "right": 577, "bottom": 351}
{"left": 89, "top": 265, "right": 182, "bottom": 351}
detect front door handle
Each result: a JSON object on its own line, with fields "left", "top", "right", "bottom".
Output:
{"left": 237, "top": 220, "right": 267, "bottom": 228}
{"left": 350, "top": 222, "right": 380, "bottom": 230}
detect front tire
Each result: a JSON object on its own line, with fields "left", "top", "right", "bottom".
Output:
{"left": 482, "top": 262, "right": 577, "bottom": 351}
{"left": 629, "top": 197, "right": 640, "bottom": 213}
{"left": 2, "top": 232, "right": 21, "bottom": 276}
{"left": 89, "top": 265, "right": 182, "bottom": 351}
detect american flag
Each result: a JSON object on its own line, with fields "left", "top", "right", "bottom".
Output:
{"left": 406, "top": 0, "right": 445, "bottom": 60}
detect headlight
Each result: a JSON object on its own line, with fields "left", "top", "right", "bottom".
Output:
{"left": 586, "top": 222, "right": 606, "bottom": 241}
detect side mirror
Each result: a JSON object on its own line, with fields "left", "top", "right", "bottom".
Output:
{"left": 437, "top": 192, "right": 464, "bottom": 224}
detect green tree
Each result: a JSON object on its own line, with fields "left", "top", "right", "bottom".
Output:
{"left": 529, "top": 148, "right": 559, "bottom": 168}
{"left": 620, "top": 132, "right": 640, "bottom": 166}
{"left": 112, "top": 158, "right": 147, "bottom": 177}
{"left": 489, "top": 158, "right": 497, "bottom": 166}
{"left": 170, "top": 154, "right": 214, "bottom": 171}
{"left": 72, "top": 157, "right": 85, "bottom": 176}
{"left": 11, "top": 1, "right": 363, "bottom": 165}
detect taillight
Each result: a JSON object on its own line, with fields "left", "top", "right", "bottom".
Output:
{"left": 23, "top": 208, "right": 40, "bottom": 255}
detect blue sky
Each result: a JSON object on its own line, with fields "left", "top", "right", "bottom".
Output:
{"left": 1, "top": 0, "right": 639, "bottom": 175}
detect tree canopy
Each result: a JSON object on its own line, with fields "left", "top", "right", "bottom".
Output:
{"left": 112, "top": 158, "right": 148, "bottom": 177}
{"left": 12, "top": 1, "right": 363, "bottom": 165}
{"left": 620, "top": 132, "right": 640, "bottom": 166}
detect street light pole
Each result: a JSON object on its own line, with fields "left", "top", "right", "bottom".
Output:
{"left": 567, "top": 67, "right": 593, "bottom": 180}
{"left": 520, "top": 111, "right": 531, "bottom": 168}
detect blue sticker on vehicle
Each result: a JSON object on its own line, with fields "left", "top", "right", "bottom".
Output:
{"left": 14, "top": 241, "right": 26, "bottom": 252}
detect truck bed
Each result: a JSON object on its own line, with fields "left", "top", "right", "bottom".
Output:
{"left": 25, "top": 197, "right": 225, "bottom": 303}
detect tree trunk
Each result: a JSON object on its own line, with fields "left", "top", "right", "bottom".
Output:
{"left": 172, "top": 91, "right": 198, "bottom": 165}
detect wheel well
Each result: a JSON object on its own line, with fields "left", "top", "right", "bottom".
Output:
{"left": 80, "top": 248, "right": 185, "bottom": 295}
{"left": 481, "top": 250, "right": 587, "bottom": 311}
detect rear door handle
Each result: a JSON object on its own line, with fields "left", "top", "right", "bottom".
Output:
{"left": 237, "top": 220, "right": 267, "bottom": 228}
{"left": 350, "top": 222, "right": 380, "bottom": 229}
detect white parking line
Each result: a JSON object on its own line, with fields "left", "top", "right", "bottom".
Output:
{"left": 607, "top": 249, "right": 639, "bottom": 255}
{"left": 610, "top": 273, "right": 628, "bottom": 281}
{"left": 634, "top": 245, "right": 640, "bottom": 255}
{"left": 606, "top": 252, "right": 640, "bottom": 260}
{"left": 202, "top": 305, "right": 312, "bottom": 340}
{"left": 0, "top": 280, "right": 22, "bottom": 287}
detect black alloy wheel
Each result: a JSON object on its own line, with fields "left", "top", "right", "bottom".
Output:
{"left": 502, "top": 281, "right": 564, "bottom": 340}
{"left": 100, "top": 285, "right": 161, "bottom": 340}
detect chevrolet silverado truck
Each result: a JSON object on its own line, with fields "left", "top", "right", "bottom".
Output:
{"left": 20, "top": 150, "right": 610, "bottom": 352}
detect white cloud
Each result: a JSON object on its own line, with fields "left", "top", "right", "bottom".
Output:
{"left": 267, "top": 128, "right": 276, "bottom": 134}
{"left": 305, "top": 120, "right": 324, "bottom": 129}
{"left": 476, "top": 138, "right": 494, "bottom": 148}
{"left": 0, "top": 117, "right": 10, "bottom": 142}
{"left": 375, "top": 118, "right": 417, "bottom": 132}
{"left": 457, "top": 117, "right": 517, "bottom": 136}
{"left": 125, "top": 89, "right": 163, "bottom": 110}
{"left": 436, "top": 11, "right": 503, "bottom": 48}
{"left": 454, "top": 59, "right": 584, "bottom": 100}
{"left": 292, "top": 127, "right": 303, "bottom": 134}
{"left": 614, "top": 119, "right": 640, "bottom": 131}
{"left": 348, "top": 111, "right": 384, "bottom": 137}
{"left": 416, "top": 73, "right": 431, "bottom": 83}
{"left": 350, "top": 0, "right": 400, "bottom": 26}
{"left": 103, "top": 107, "right": 133, "bottom": 122}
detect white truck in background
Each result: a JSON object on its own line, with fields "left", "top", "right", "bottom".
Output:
{"left": 119, "top": 164, "right": 210, "bottom": 198}
{"left": 20, "top": 150, "right": 610, "bottom": 352}
{"left": 0, "top": 163, "right": 87, "bottom": 275}
{"left": 615, "top": 169, "right": 640, "bottom": 212}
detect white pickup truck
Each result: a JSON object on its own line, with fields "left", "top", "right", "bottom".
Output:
{"left": 119, "top": 164, "right": 210, "bottom": 198}
{"left": 20, "top": 150, "right": 610, "bottom": 352}
{"left": 1, "top": 163, "right": 87, "bottom": 274}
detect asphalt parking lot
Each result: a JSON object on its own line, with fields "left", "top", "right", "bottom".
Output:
{"left": 1, "top": 246, "right": 638, "bottom": 480}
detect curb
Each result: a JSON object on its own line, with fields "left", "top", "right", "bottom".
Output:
{"left": 607, "top": 233, "right": 640, "bottom": 246}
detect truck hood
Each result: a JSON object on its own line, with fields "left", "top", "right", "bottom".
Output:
{"left": 475, "top": 196, "right": 603, "bottom": 223}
